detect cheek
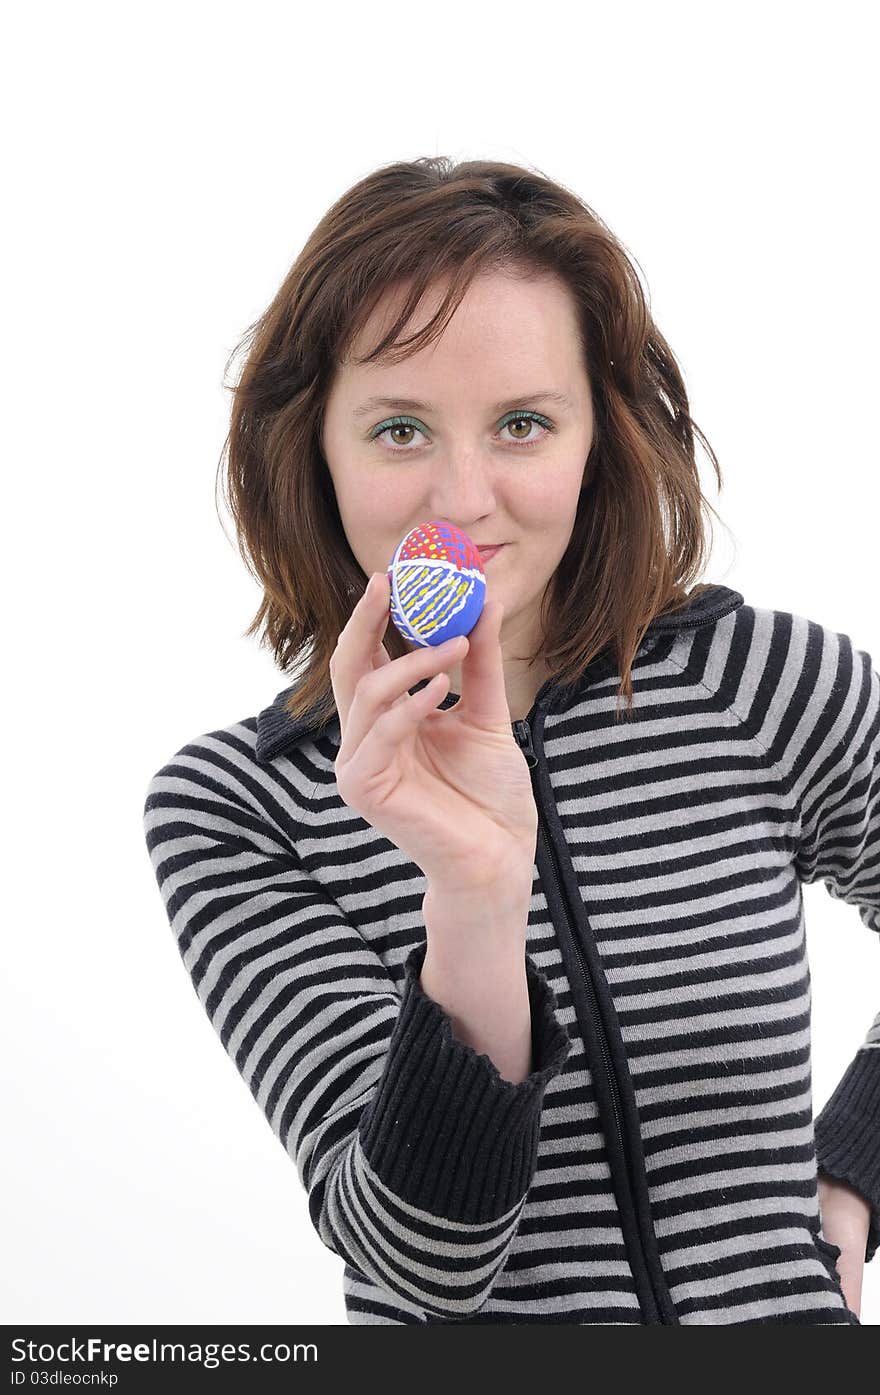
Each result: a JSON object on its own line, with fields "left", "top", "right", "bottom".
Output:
{"left": 337, "top": 475, "right": 408, "bottom": 523}
{"left": 514, "top": 477, "right": 581, "bottom": 530}
{"left": 337, "top": 477, "right": 424, "bottom": 560}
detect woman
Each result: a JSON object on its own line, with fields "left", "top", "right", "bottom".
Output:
{"left": 144, "top": 156, "right": 878, "bottom": 1324}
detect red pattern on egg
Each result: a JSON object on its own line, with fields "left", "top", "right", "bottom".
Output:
{"left": 396, "top": 521, "right": 483, "bottom": 573}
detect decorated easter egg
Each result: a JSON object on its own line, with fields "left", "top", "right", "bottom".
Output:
{"left": 386, "top": 521, "right": 486, "bottom": 647}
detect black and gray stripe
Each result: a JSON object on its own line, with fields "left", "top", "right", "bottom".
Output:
{"left": 143, "top": 584, "right": 880, "bottom": 1324}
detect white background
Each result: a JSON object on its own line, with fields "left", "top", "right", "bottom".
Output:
{"left": 3, "top": 0, "right": 878, "bottom": 1326}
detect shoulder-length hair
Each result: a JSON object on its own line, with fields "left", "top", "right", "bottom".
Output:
{"left": 220, "top": 156, "right": 724, "bottom": 731}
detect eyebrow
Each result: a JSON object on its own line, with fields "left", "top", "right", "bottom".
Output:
{"left": 352, "top": 390, "right": 574, "bottom": 420}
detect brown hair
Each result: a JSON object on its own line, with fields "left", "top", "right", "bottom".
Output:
{"left": 219, "top": 156, "right": 724, "bottom": 731}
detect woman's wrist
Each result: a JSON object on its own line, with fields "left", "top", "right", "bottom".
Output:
{"left": 424, "top": 853, "right": 534, "bottom": 904}
{"left": 423, "top": 866, "right": 533, "bottom": 955}
{"left": 819, "top": 1172, "right": 872, "bottom": 1244}
{"left": 423, "top": 874, "right": 532, "bottom": 949}
{"left": 420, "top": 882, "right": 535, "bottom": 1083}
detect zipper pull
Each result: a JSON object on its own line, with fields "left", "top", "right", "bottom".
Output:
{"left": 512, "top": 719, "right": 538, "bottom": 768}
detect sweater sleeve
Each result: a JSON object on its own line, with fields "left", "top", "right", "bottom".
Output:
{"left": 142, "top": 746, "right": 571, "bottom": 1320}
{"left": 791, "top": 625, "right": 880, "bottom": 1265}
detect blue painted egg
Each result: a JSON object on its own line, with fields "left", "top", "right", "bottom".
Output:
{"left": 386, "top": 521, "right": 486, "bottom": 647}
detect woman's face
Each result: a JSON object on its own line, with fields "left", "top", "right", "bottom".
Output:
{"left": 320, "top": 267, "right": 595, "bottom": 668}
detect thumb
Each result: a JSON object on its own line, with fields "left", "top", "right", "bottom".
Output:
{"left": 456, "top": 599, "right": 508, "bottom": 725}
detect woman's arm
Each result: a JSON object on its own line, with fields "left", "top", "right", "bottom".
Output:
{"left": 818, "top": 1172, "right": 871, "bottom": 1318}
{"left": 144, "top": 750, "right": 570, "bottom": 1320}
{"left": 793, "top": 624, "right": 880, "bottom": 1267}
{"left": 420, "top": 874, "right": 536, "bottom": 1083}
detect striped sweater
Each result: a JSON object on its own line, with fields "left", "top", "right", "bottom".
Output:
{"left": 143, "top": 583, "right": 880, "bottom": 1325}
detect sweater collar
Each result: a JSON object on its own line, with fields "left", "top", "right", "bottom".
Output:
{"left": 255, "top": 582, "right": 744, "bottom": 763}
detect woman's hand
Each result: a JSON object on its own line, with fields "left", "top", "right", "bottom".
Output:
{"left": 818, "top": 1172, "right": 870, "bottom": 1319}
{"left": 330, "top": 571, "right": 539, "bottom": 891}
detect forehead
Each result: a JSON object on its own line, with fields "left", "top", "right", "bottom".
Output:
{"left": 338, "top": 267, "right": 584, "bottom": 384}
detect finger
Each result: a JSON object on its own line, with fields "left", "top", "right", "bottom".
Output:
{"left": 339, "top": 630, "right": 467, "bottom": 764}
{"left": 369, "top": 617, "right": 393, "bottom": 672}
{"left": 336, "top": 668, "right": 455, "bottom": 799}
{"left": 454, "top": 599, "right": 508, "bottom": 725}
{"left": 331, "top": 572, "right": 393, "bottom": 733}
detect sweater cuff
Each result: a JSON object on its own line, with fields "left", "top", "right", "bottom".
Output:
{"left": 814, "top": 1048, "right": 880, "bottom": 1264}
{"left": 357, "top": 940, "right": 571, "bottom": 1226}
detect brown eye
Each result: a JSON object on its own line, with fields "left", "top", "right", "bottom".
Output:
{"left": 507, "top": 417, "right": 534, "bottom": 439}
{"left": 369, "top": 416, "right": 428, "bottom": 452}
{"left": 499, "top": 413, "right": 554, "bottom": 447}
{"left": 389, "top": 424, "right": 416, "bottom": 445}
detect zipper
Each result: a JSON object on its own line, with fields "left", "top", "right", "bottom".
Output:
{"left": 513, "top": 726, "right": 625, "bottom": 1147}
{"left": 512, "top": 714, "right": 672, "bottom": 1325}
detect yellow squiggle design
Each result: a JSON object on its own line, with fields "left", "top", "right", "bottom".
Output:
{"left": 395, "top": 560, "right": 481, "bottom": 638}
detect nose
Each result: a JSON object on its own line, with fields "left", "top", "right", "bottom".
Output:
{"left": 423, "top": 454, "right": 501, "bottom": 521}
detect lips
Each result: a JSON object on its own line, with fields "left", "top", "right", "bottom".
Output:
{"left": 477, "top": 545, "right": 505, "bottom": 563}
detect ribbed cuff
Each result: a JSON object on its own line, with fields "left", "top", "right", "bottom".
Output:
{"left": 357, "top": 940, "right": 572, "bottom": 1225}
{"left": 814, "top": 1048, "right": 880, "bottom": 1264}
